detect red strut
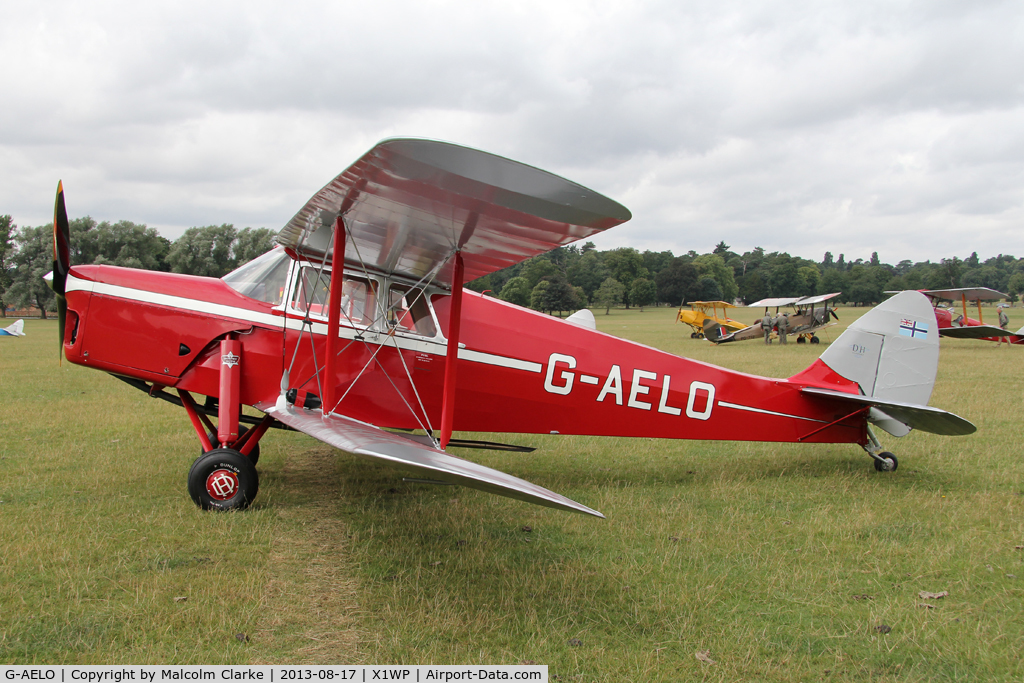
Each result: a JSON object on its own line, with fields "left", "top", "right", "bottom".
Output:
{"left": 322, "top": 218, "right": 347, "bottom": 415}
{"left": 439, "top": 252, "right": 465, "bottom": 450}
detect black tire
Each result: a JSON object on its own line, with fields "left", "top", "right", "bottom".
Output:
{"left": 873, "top": 452, "right": 898, "bottom": 472}
{"left": 697, "top": 333, "right": 704, "bottom": 339}
{"left": 203, "top": 427, "right": 259, "bottom": 465}
{"left": 810, "top": 335, "right": 820, "bottom": 345}
{"left": 188, "top": 448, "right": 259, "bottom": 511}
{"left": 690, "top": 332, "right": 697, "bottom": 339}
{"left": 797, "top": 336, "right": 807, "bottom": 344}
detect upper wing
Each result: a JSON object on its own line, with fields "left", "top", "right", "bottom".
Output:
{"left": 939, "top": 324, "right": 1015, "bottom": 339}
{"left": 922, "top": 287, "right": 1006, "bottom": 301}
{"left": 276, "top": 138, "right": 631, "bottom": 288}
{"left": 748, "top": 297, "right": 800, "bottom": 308}
{"left": 795, "top": 292, "right": 843, "bottom": 306}
{"left": 256, "top": 396, "right": 603, "bottom": 518}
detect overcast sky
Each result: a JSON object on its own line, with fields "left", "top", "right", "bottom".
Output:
{"left": 2, "top": 0, "right": 1022, "bottom": 264}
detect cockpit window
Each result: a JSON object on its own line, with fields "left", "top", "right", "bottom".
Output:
{"left": 387, "top": 284, "right": 437, "bottom": 337}
{"left": 222, "top": 247, "right": 290, "bottom": 305}
{"left": 288, "top": 266, "right": 376, "bottom": 327}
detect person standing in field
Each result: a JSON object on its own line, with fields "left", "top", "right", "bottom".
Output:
{"left": 762, "top": 310, "right": 773, "bottom": 345}
{"left": 777, "top": 311, "right": 790, "bottom": 344}
{"left": 998, "top": 307, "right": 1010, "bottom": 346}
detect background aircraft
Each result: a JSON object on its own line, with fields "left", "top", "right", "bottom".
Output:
{"left": 676, "top": 301, "right": 744, "bottom": 339}
{"left": 703, "top": 293, "right": 841, "bottom": 344}
{"left": 51, "top": 139, "right": 974, "bottom": 518}
{"left": 918, "top": 287, "right": 1023, "bottom": 344}
{"left": 0, "top": 319, "right": 25, "bottom": 336}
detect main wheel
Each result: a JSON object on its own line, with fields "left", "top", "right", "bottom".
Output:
{"left": 810, "top": 335, "right": 820, "bottom": 345}
{"left": 188, "top": 448, "right": 259, "bottom": 510}
{"left": 203, "top": 427, "right": 260, "bottom": 465}
{"left": 690, "top": 332, "right": 697, "bottom": 339}
{"left": 797, "top": 336, "right": 807, "bottom": 344}
{"left": 873, "top": 452, "right": 898, "bottom": 472}
{"left": 697, "top": 333, "right": 705, "bottom": 339}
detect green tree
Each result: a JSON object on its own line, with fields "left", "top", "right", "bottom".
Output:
{"left": 694, "top": 276, "right": 723, "bottom": 301}
{"left": 629, "top": 277, "right": 657, "bottom": 311}
{"left": 593, "top": 277, "right": 625, "bottom": 314}
{"left": 655, "top": 258, "right": 699, "bottom": 305}
{"left": 539, "top": 276, "right": 580, "bottom": 316}
{"left": 233, "top": 227, "right": 277, "bottom": 265}
{"left": 498, "top": 276, "right": 531, "bottom": 307}
{"left": 529, "top": 280, "right": 551, "bottom": 313}
{"left": 167, "top": 224, "right": 238, "bottom": 277}
{"left": 738, "top": 269, "right": 769, "bottom": 304}
{"left": 603, "top": 248, "right": 647, "bottom": 307}
{"left": 522, "top": 257, "right": 559, "bottom": 290}
{"left": 79, "top": 219, "right": 170, "bottom": 270}
{"left": 692, "top": 254, "right": 738, "bottom": 302}
{"left": 7, "top": 225, "right": 56, "bottom": 317}
{"left": 0, "top": 215, "right": 14, "bottom": 317}
{"left": 566, "top": 250, "right": 609, "bottom": 300}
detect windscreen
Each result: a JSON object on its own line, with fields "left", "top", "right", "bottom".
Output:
{"left": 222, "top": 248, "right": 291, "bottom": 305}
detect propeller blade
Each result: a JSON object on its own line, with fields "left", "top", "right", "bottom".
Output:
{"left": 52, "top": 181, "right": 70, "bottom": 358}
{"left": 830, "top": 307, "right": 839, "bottom": 321}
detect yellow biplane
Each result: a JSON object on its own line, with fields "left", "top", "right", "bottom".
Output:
{"left": 677, "top": 300, "right": 745, "bottom": 339}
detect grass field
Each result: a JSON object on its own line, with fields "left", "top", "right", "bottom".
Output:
{"left": 2, "top": 306, "right": 1023, "bottom": 680}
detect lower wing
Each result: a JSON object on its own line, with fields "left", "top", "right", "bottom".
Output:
{"left": 255, "top": 396, "right": 603, "bottom": 517}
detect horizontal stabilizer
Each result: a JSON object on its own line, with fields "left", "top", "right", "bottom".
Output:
{"left": 257, "top": 397, "right": 602, "bottom": 517}
{"left": 939, "top": 325, "right": 1014, "bottom": 340}
{"left": 801, "top": 386, "right": 976, "bottom": 436}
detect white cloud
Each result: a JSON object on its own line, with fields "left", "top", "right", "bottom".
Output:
{"left": 1, "top": 0, "right": 1022, "bottom": 262}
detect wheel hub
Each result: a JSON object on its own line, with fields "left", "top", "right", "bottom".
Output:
{"left": 206, "top": 469, "right": 239, "bottom": 500}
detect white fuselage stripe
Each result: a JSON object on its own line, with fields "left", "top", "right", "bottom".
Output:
{"left": 717, "top": 401, "right": 825, "bottom": 423}
{"left": 67, "top": 275, "right": 538, "bottom": 373}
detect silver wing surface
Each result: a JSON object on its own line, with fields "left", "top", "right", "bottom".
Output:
{"left": 800, "top": 387, "right": 976, "bottom": 436}
{"left": 276, "top": 138, "right": 632, "bottom": 288}
{"left": 748, "top": 297, "right": 800, "bottom": 308}
{"left": 938, "top": 325, "right": 1015, "bottom": 339}
{"left": 256, "top": 396, "right": 604, "bottom": 518}
{"left": 796, "top": 292, "right": 843, "bottom": 306}
{"left": 922, "top": 287, "right": 1006, "bottom": 301}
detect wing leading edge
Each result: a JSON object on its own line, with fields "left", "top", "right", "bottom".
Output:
{"left": 256, "top": 397, "right": 604, "bottom": 518}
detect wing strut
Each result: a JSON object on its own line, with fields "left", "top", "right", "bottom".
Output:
{"left": 322, "top": 217, "right": 346, "bottom": 415}
{"left": 439, "top": 251, "right": 465, "bottom": 449}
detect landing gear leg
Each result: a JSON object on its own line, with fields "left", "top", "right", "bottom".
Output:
{"left": 862, "top": 426, "right": 898, "bottom": 472}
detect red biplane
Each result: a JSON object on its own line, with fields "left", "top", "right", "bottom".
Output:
{"left": 919, "top": 287, "right": 1023, "bottom": 344}
{"left": 51, "top": 139, "right": 975, "bottom": 518}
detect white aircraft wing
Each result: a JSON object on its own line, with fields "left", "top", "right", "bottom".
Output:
{"left": 256, "top": 396, "right": 603, "bottom": 518}
{"left": 800, "top": 387, "right": 976, "bottom": 436}
{"left": 923, "top": 287, "right": 1006, "bottom": 301}
{"left": 748, "top": 297, "right": 800, "bottom": 308}
{"left": 796, "top": 292, "right": 843, "bottom": 306}
{"left": 275, "top": 138, "right": 631, "bottom": 289}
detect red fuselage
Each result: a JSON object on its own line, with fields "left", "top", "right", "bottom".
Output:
{"left": 63, "top": 262, "right": 869, "bottom": 446}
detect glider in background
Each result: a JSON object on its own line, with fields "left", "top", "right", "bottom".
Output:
{"left": 51, "top": 139, "right": 974, "bottom": 518}
{"left": 0, "top": 319, "right": 25, "bottom": 336}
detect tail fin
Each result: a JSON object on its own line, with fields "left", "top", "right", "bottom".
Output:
{"left": 4, "top": 319, "right": 25, "bottom": 336}
{"left": 702, "top": 317, "right": 725, "bottom": 342}
{"left": 795, "top": 291, "right": 973, "bottom": 437}
{"left": 818, "top": 291, "right": 939, "bottom": 405}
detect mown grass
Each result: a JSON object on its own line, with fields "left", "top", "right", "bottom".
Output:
{"left": 2, "top": 307, "right": 1023, "bottom": 680}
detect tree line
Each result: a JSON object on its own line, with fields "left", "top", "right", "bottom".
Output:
{"left": 0, "top": 215, "right": 274, "bottom": 318}
{"left": 468, "top": 241, "right": 1024, "bottom": 315}
{"left": 3, "top": 213, "right": 1022, "bottom": 319}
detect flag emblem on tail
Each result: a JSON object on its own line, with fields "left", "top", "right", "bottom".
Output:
{"left": 899, "top": 318, "right": 928, "bottom": 338}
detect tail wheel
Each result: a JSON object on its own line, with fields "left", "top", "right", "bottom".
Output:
{"left": 188, "top": 449, "right": 259, "bottom": 511}
{"left": 204, "top": 427, "right": 260, "bottom": 465}
{"left": 873, "top": 452, "right": 898, "bottom": 472}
